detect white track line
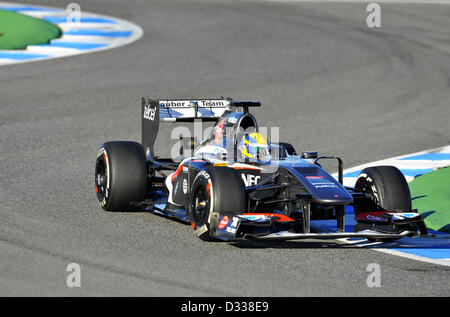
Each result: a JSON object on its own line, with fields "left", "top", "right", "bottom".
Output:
{"left": 374, "top": 248, "right": 450, "bottom": 266}
{"left": 335, "top": 145, "right": 450, "bottom": 187}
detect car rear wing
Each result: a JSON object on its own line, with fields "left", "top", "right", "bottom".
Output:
{"left": 159, "top": 99, "right": 231, "bottom": 122}
{"left": 141, "top": 97, "right": 261, "bottom": 158}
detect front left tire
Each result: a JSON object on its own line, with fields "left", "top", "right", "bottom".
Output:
{"left": 189, "top": 166, "right": 246, "bottom": 241}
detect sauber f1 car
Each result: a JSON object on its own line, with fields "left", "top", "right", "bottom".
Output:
{"left": 95, "top": 98, "right": 428, "bottom": 242}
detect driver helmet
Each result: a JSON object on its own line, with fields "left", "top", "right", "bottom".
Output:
{"left": 238, "top": 132, "right": 271, "bottom": 161}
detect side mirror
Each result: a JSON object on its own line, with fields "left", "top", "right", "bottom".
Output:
{"left": 301, "top": 151, "right": 318, "bottom": 159}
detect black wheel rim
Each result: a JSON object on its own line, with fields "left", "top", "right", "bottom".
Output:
{"left": 355, "top": 178, "right": 380, "bottom": 211}
{"left": 191, "top": 186, "right": 209, "bottom": 226}
{"left": 95, "top": 157, "right": 107, "bottom": 201}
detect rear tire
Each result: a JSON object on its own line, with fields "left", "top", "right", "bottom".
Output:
{"left": 189, "top": 166, "right": 246, "bottom": 241}
{"left": 95, "top": 141, "right": 147, "bottom": 211}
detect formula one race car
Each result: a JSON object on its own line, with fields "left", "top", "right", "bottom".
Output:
{"left": 94, "top": 98, "right": 428, "bottom": 242}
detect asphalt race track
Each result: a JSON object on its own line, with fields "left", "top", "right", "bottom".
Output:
{"left": 1, "top": 0, "right": 450, "bottom": 296}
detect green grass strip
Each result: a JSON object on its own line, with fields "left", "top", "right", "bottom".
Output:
{"left": 0, "top": 9, "right": 61, "bottom": 50}
{"left": 409, "top": 167, "right": 450, "bottom": 233}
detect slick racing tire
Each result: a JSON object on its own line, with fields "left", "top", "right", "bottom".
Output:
{"left": 353, "top": 166, "right": 411, "bottom": 241}
{"left": 95, "top": 141, "right": 147, "bottom": 211}
{"left": 354, "top": 166, "right": 412, "bottom": 214}
{"left": 189, "top": 166, "right": 246, "bottom": 241}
